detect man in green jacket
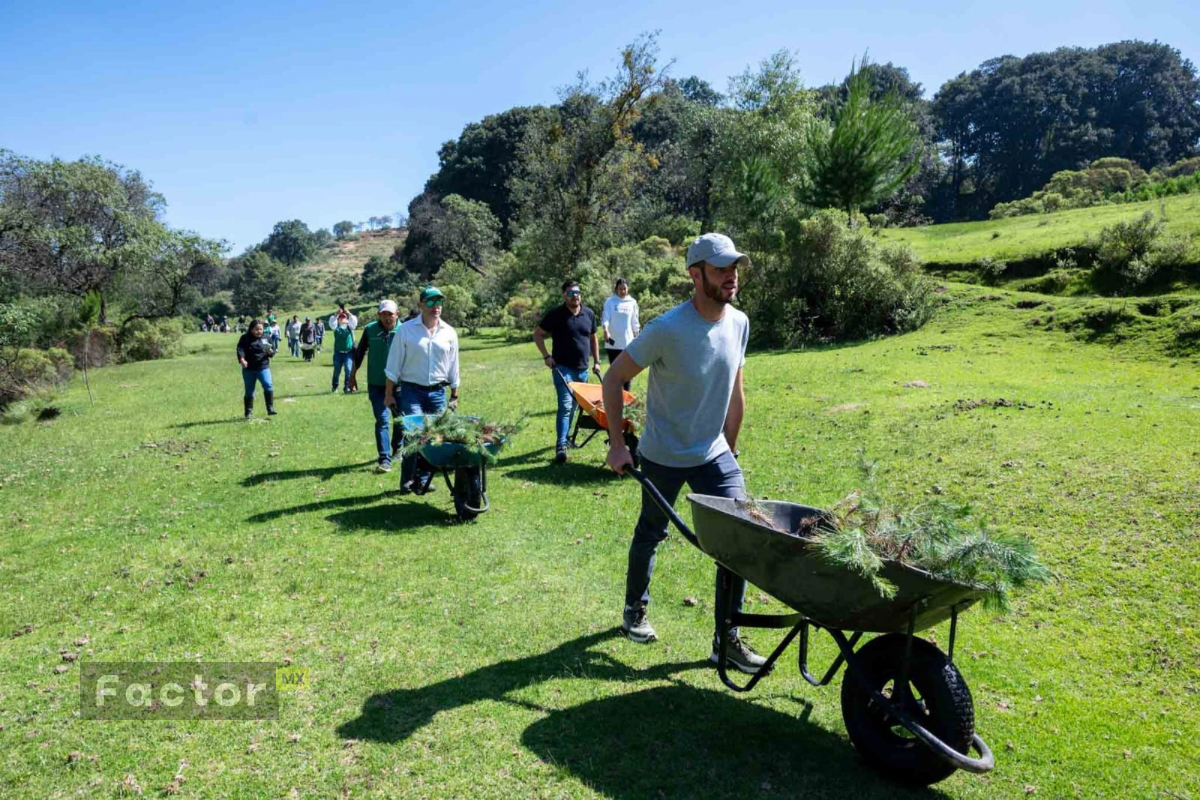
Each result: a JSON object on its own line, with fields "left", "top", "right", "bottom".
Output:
{"left": 330, "top": 308, "right": 358, "bottom": 393}
{"left": 349, "top": 300, "right": 400, "bottom": 472}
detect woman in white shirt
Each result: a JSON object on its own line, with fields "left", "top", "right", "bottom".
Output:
{"left": 601, "top": 277, "right": 640, "bottom": 391}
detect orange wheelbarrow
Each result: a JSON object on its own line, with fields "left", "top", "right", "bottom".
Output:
{"left": 566, "top": 380, "right": 641, "bottom": 465}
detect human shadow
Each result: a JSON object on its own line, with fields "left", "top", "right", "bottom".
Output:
{"left": 521, "top": 683, "right": 949, "bottom": 800}
{"left": 245, "top": 491, "right": 389, "bottom": 524}
{"left": 337, "top": 629, "right": 707, "bottom": 746}
{"left": 326, "top": 500, "right": 457, "bottom": 531}
{"left": 502, "top": 460, "right": 616, "bottom": 486}
{"left": 242, "top": 461, "right": 376, "bottom": 486}
{"left": 494, "top": 445, "right": 555, "bottom": 467}
{"left": 173, "top": 418, "right": 244, "bottom": 429}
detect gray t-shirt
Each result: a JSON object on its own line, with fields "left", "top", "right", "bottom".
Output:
{"left": 624, "top": 300, "right": 748, "bottom": 468}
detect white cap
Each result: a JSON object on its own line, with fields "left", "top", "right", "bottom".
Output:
{"left": 379, "top": 300, "right": 398, "bottom": 314}
{"left": 686, "top": 233, "right": 749, "bottom": 269}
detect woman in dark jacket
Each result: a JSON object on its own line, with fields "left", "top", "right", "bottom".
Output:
{"left": 236, "top": 319, "right": 277, "bottom": 418}
{"left": 299, "top": 317, "right": 316, "bottom": 362}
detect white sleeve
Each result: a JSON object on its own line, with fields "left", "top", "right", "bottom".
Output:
{"left": 348, "top": 313, "right": 358, "bottom": 331}
{"left": 448, "top": 332, "right": 460, "bottom": 389}
{"left": 328, "top": 315, "right": 337, "bottom": 330}
{"left": 384, "top": 326, "right": 405, "bottom": 383}
{"left": 601, "top": 296, "right": 613, "bottom": 326}
{"left": 632, "top": 299, "right": 640, "bottom": 335}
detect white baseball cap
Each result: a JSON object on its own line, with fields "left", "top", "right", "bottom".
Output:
{"left": 686, "top": 233, "right": 749, "bottom": 269}
{"left": 379, "top": 300, "right": 398, "bottom": 314}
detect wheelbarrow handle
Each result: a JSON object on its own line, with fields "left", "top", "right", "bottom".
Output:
{"left": 624, "top": 466, "right": 701, "bottom": 549}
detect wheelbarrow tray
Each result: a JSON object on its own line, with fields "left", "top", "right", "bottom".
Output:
{"left": 687, "top": 494, "right": 988, "bottom": 634}
{"left": 567, "top": 382, "right": 637, "bottom": 433}
{"left": 400, "top": 414, "right": 504, "bottom": 469}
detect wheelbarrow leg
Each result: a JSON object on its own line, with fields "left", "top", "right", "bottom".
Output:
{"left": 714, "top": 570, "right": 806, "bottom": 693}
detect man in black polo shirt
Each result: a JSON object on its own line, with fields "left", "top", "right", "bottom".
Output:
{"left": 534, "top": 279, "right": 602, "bottom": 463}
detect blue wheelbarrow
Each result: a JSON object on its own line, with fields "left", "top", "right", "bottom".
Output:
{"left": 399, "top": 414, "right": 504, "bottom": 522}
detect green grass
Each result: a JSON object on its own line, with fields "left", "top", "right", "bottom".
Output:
{"left": 2, "top": 290, "right": 1199, "bottom": 798}
{"left": 879, "top": 194, "right": 1200, "bottom": 266}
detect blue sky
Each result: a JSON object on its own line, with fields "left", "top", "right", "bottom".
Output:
{"left": 2, "top": 0, "right": 1196, "bottom": 252}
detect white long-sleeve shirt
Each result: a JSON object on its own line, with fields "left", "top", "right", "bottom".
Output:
{"left": 601, "top": 295, "right": 640, "bottom": 350}
{"left": 328, "top": 312, "right": 357, "bottom": 331}
{"left": 384, "top": 316, "right": 460, "bottom": 389}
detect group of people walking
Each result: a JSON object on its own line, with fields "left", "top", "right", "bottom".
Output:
{"left": 233, "top": 233, "right": 766, "bottom": 674}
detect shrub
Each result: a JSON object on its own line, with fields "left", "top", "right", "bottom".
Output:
{"left": 120, "top": 318, "right": 186, "bottom": 363}
{"left": 1092, "top": 211, "right": 1191, "bottom": 291}
{"left": 975, "top": 256, "right": 1008, "bottom": 285}
{"left": 0, "top": 345, "right": 74, "bottom": 411}
{"left": 747, "top": 210, "right": 936, "bottom": 345}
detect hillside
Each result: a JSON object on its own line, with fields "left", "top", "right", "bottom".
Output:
{"left": 879, "top": 194, "right": 1200, "bottom": 267}
{"left": 298, "top": 228, "right": 405, "bottom": 301}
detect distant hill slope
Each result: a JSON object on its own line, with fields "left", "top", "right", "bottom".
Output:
{"left": 298, "top": 229, "right": 406, "bottom": 300}
{"left": 879, "top": 194, "right": 1200, "bottom": 266}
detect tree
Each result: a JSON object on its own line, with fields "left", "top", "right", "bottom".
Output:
{"left": 431, "top": 195, "right": 500, "bottom": 276}
{"left": 333, "top": 221, "right": 354, "bottom": 239}
{"left": 931, "top": 41, "right": 1200, "bottom": 218}
{"left": 115, "top": 230, "right": 227, "bottom": 327}
{"left": 798, "top": 58, "right": 921, "bottom": 222}
{"left": 394, "top": 211, "right": 408, "bottom": 229}
{"left": 231, "top": 250, "right": 295, "bottom": 314}
{"left": 0, "top": 150, "right": 165, "bottom": 322}
{"left": 262, "top": 219, "right": 319, "bottom": 266}
{"left": 513, "top": 33, "right": 669, "bottom": 276}
{"left": 379, "top": 214, "right": 392, "bottom": 229}
{"left": 358, "top": 254, "right": 413, "bottom": 300}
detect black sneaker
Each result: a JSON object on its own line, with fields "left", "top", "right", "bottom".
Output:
{"left": 554, "top": 446, "right": 568, "bottom": 464}
{"left": 709, "top": 633, "right": 768, "bottom": 675}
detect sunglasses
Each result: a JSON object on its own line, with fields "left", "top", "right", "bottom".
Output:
{"left": 424, "top": 298, "right": 443, "bottom": 307}
{"left": 566, "top": 290, "right": 581, "bottom": 297}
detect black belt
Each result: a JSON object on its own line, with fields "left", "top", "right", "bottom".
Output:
{"left": 400, "top": 380, "right": 448, "bottom": 391}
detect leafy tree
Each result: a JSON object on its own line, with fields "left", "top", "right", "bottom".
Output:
{"left": 0, "top": 150, "right": 165, "bottom": 322}
{"left": 799, "top": 58, "right": 921, "bottom": 222}
{"left": 379, "top": 214, "right": 392, "bottom": 229}
{"left": 931, "top": 41, "right": 1200, "bottom": 218}
{"left": 431, "top": 195, "right": 500, "bottom": 276}
{"left": 333, "top": 220, "right": 355, "bottom": 239}
{"left": 358, "top": 254, "right": 414, "bottom": 300}
{"left": 425, "top": 106, "right": 556, "bottom": 246}
{"left": 262, "top": 219, "right": 319, "bottom": 266}
{"left": 115, "top": 230, "right": 228, "bottom": 327}
{"left": 513, "top": 33, "right": 669, "bottom": 276}
{"left": 312, "top": 228, "right": 333, "bottom": 248}
{"left": 231, "top": 250, "right": 295, "bottom": 314}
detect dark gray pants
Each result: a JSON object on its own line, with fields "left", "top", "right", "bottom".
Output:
{"left": 624, "top": 450, "right": 746, "bottom": 639}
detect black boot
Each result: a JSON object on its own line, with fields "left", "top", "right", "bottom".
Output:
{"left": 244, "top": 396, "right": 253, "bottom": 419}
{"left": 265, "top": 390, "right": 278, "bottom": 416}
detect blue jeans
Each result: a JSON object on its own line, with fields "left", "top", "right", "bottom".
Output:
{"left": 288, "top": 336, "right": 299, "bottom": 357}
{"left": 399, "top": 383, "right": 447, "bottom": 488}
{"left": 241, "top": 367, "right": 273, "bottom": 398}
{"left": 332, "top": 351, "right": 353, "bottom": 391}
{"left": 269, "top": 333, "right": 281, "bottom": 352}
{"left": 552, "top": 367, "right": 589, "bottom": 448}
{"left": 367, "top": 384, "right": 393, "bottom": 466}
{"left": 625, "top": 450, "right": 747, "bottom": 640}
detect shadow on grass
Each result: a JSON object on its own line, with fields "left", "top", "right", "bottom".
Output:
{"left": 173, "top": 418, "right": 245, "bottom": 429}
{"left": 242, "top": 461, "right": 376, "bottom": 486}
{"left": 521, "top": 683, "right": 948, "bottom": 800}
{"left": 327, "top": 500, "right": 457, "bottom": 531}
{"left": 496, "top": 445, "right": 556, "bottom": 467}
{"left": 245, "top": 491, "right": 389, "bottom": 523}
{"left": 338, "top": 629, "right": 707, "bottom": 745}
{"left": 502, "top": 460, "right": 614, "bottom": 486}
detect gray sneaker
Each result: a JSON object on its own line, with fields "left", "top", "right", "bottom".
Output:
{"left": 622, "top": 605, "right": 657, "bottom": 643}
{"left": 709, "top": 633, "right": 768, "bottom": 675}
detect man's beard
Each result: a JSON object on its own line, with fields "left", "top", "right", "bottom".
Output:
{"left": 701, "top": 269, "right": 734, "bottom": 305}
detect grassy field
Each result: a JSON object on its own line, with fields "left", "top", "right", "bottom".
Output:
{"left": 2, "top": 288, "right": 1199, "bottom": 798}
{"left": 879, "top": 194, "right": 1200, "bottom": 266}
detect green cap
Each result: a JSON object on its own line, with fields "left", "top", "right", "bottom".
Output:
{"left": 419, "top": 286, "right": 445, "bottom": 303}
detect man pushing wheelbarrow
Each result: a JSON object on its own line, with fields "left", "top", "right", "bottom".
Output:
{"left": 602, "top": 233, "right": 766, "bottom": 674}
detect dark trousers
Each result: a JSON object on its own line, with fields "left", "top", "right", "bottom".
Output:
{"left": 605, "top": 348, "right": 631, "bottom": 391}
{"left": 624, "top": 450, "right": 746, "bottom": 640}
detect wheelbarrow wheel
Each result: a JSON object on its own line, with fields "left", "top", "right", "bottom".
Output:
{"left": 453, "top": 466, "right": 485, "bottom": 522}
{"left": 841, "top": 633, "right": 974, "bottom": 786}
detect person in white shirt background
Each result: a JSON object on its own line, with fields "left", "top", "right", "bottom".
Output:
{"left": 383, "top": 286, "right": 461, "bottom": 494}
{"left": 601, "top": 277, "right": 640, "bottom": 391}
